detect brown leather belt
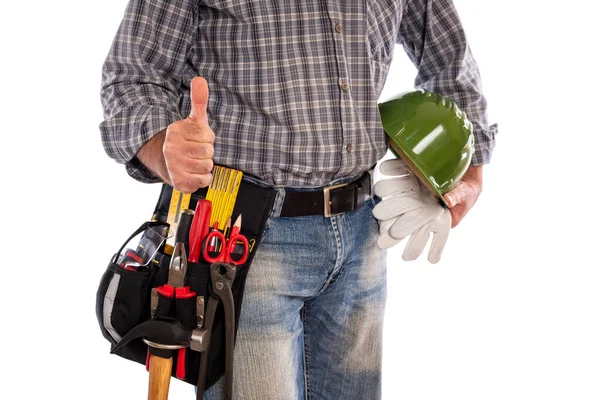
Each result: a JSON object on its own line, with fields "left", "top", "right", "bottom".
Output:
{"left": 279, "top": 171, "right": 372, "bottom": 217}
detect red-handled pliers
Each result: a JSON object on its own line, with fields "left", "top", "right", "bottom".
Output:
{"left": 150, "top": 242, "right": 195, "bottom": 379}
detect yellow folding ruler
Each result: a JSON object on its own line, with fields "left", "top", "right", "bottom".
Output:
{"left": 161, "top": 166, "right": 242, "bottom": 252}
{"left": 206, "top": 166, "right": 243, "bottom": 230}
{"left": 164, "top": 189, "right": 191, "bottom": 252}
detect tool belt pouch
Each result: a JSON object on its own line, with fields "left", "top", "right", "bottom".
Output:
{"left": 96, "top": 181, "right": 275, "bottom": 390}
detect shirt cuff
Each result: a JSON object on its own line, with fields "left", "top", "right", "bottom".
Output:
{"left": 126, "top": 157, "right": 162, "bottom": 184}
{"left": 470, "top": 123, "right": 498, "bottom": 166}
{"left": 101, "top": 106, "right": 182, "bottom": 183}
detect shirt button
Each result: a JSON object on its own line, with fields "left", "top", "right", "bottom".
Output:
{"left": 346, "top": 144, "right": 353, "bottom": 153}
{"left": 341, "top": 82, "right": 350, "bottom": 91}
{"left": 335, "top": 24, "right": 343, "bottom": 33}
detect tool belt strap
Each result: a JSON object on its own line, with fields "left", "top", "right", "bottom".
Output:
{"left": 153, "top": 168, "right": 372, "bottom": 221}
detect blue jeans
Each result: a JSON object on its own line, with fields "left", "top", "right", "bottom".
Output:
{"left": 204, "top": 186, "right": 386, "bottom": 400}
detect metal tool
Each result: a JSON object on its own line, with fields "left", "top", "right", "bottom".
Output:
{"left": 191, "top": 215, "right": 247, "bottom": 399}
{"left": 165, "top": 243, "right": 188, "bottom": 288}
{"left": 146, "top": 243, "right": 196, "bottom": 399}
{"left": 202, "top": 215, "right": 249, "bottom": 266}
{"left": 193, "top": 262, "right": 237, "bottom": 400}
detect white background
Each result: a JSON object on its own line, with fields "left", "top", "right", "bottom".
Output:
{"left": 1, "top": 0, "right": 599, "bottom": 399}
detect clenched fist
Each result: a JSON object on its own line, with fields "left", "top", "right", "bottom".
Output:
{"left": 136, "top": 77, "right": 215, "bottom": 193}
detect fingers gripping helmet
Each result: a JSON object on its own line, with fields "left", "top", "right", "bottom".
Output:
{"left": 378, "top": 89, "right": 475, "bottom": 206}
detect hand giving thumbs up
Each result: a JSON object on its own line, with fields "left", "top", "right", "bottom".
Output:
{"left": 162, "top": 77, "right": 215, "bottom": 193}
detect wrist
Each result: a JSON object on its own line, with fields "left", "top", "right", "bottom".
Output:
{"left": 136, "top": 129, "right": 171, "bottom": 184}
{"left": 465, "top": 165, "right": 483, "bottom": 187}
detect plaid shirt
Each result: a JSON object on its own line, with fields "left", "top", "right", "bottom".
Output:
{"left": 100, "top": 0, "right": 497, "bottom": 186}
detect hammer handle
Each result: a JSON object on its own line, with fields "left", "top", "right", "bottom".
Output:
{"left": 148, "top": 355, "right": 173, "bottom": 400}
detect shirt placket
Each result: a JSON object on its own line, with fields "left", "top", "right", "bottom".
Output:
{"left": 323, "top": 2, "right": 357, "bottom": 179}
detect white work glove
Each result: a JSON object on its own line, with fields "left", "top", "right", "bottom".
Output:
{"left": 401, "top": 206, "right": 451, "bottom": 264}
{"left": 372, "top": 159, "right": 451, "bottom": 264}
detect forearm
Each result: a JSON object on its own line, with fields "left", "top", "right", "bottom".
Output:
{"left": 98, "top": 0, "right": 197, "bottom": 182}
{"left": 101, "top": 105, "right": 181, "bottom": 183}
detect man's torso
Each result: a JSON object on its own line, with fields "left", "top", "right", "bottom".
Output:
{"left": 180, "top": 0, "right": 404, "bottom": 186}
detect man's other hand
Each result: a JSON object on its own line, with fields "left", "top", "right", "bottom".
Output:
{"left": 443, "top": 165, "right": 483, "bottom": 228}
{"left": 136, "top": 77, "right": 215, "bottom": 193}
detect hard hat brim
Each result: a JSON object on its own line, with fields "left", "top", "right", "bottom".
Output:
{"left": 388, "top": 140, "right": 449, "bottom": 207}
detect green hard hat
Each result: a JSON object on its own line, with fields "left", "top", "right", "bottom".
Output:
{"left": 378, "top": 89, "right": 475, "bottom": 206}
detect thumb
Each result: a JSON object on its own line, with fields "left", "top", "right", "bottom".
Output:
{"left": 188, "top": 76, "right": 209, "bottom": 124}
{"left": 444, "top": 184, "right": 466, "bottom": 208}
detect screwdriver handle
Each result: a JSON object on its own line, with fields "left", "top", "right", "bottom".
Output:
{"left": 189, "top": 200, "right": 212, "bottom": 263}
{"left": 174, "top": 209, "right": 194, "bottom": 256}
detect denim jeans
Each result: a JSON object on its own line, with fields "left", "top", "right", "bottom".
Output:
{"left": 204, "top": 185, "right": 386, "bottom": 400}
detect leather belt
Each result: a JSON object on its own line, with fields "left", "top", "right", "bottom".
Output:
{"left": 280, "top": 172, "right": 372, "bottom": 217}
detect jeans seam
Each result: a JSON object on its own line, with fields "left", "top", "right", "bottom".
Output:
{"left": 326, "top": 215, "right": 345, "bottom": 290}
{"left": 310, "top": 216, "right": 343, "bottom": 296}
{"left": 302, "top": 306, "right": 311, "bottom": 400}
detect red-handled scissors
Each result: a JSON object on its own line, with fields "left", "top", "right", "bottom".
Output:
{"left": 202, "top": 215, "right": 249, "bottom": 265}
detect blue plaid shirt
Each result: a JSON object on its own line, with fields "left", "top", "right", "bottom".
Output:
{"left": 100, "top": 0, "right": 497, "bottom": 186}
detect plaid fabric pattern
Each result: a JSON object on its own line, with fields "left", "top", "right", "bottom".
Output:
{"left": 100, "top": 0, "right": 497, "bottom": 186}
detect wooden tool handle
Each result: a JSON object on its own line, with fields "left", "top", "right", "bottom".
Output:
{"left": 148, "top": 355, "right": 173, "bottom": 400}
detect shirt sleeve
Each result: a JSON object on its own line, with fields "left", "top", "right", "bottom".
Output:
{"left": 397, "top": 0, "right": 498, "bottom": 165}
{"left": 99, "top": 0, "right": 198, "bottom": 183}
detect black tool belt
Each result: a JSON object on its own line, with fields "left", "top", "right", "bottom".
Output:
{"left": 96, "top": 181, "right": 275, "bottom": 395}
{"left": 95, "top": 169, "right": 372, "bottom": 397}
{"left": 152, "top": 169, "right": 372, "bottom": 221}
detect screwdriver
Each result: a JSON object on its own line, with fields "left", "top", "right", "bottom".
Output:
{"left": 189, "top": 200, "right": 212, "bottom": 263}
{"left": 174, "top": 209, "right": 194, "bottom": 256}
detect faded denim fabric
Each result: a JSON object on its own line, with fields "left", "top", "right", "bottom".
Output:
{"left": 204, "top": 189, "right": 386, "bottom": 400}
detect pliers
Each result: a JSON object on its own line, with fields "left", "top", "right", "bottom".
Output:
{"left": 192, "top": 261, "right": 237, "bottom": 400}
{"left": 151, "top": 242, "right": 196, "bottom": 379}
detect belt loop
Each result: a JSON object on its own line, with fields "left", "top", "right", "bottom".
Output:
{"left": 269, "top": 187, "right": 286, "bottom": 218}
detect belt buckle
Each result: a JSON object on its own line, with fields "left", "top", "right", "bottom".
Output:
{"left": 323, "top": 183, "right": 348, "bottom": 217}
